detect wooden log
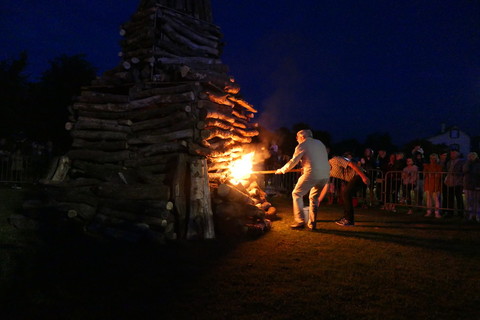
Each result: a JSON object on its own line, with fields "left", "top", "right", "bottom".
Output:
{"left": 131, "top": 111, "right": 188, "bottom": 132}
{"left": 123, "top": 153, "right": 177, "bottom": 168}
{"left": 205, "top": 91, "right": 235, "bottom": 107}
{"left": 207, "top": 172, "right": 227, "bottom": 181}
{"left": 48, "top": 187, "right": 99, "bottom": 207}
{"left": 158, "top": 14, "right": 219, "bottom": 49}
{"left": 224, "top": 82, "right": 241, "bottom": 95}
{"left": 187, "top": 157, "right": 215, "bottom": 239}
{"left": 77, "top": 117, "right": 132, "bottom": 126}
{"left": 67, "top": 149, "right": 133, "bottom": 163}
{"left": 72, "top": 139, "right": 129, "bottom": 151}
{"left": 129, "top": 91, "right": 196, "bottom": 109}
{"left": 154, "top": 38, "right": 198, "bottom": 57}
{"left": 204, "top": 128, "right": 252, "bottom": 144}
{"left": 160, "top": 20, "right": 219, "bottom": 57}
{"left": 231, "top": 110, "right": 248, "bottom": 121}
{"left": 178, "top": 65, "right": 232, "bottom": 84}
{"left": 207, "top": 146, "right": 243, "bottom": 159}
{"left": 100, "top": 198, "right": 174, "bottom": 214}
{"left": 70, "top": 130, "right": 128, "bottom": 141}
{"left": 77, "top": 104, "right": 191, "bottom": 121}
{"left": 56, "top": 202, "right": 97, "bottom": 220}
{"left": 157, "top": 57, "right": 222, "bottom": 66}
{"left": 129, "top": 83, "right": 200, "bottom": 100}
{"left": 128, "top": 128, "right": 198, "bottom": 145}
{"left": 160, "top": 6, "right": 221, "bottom": 37}
{"left": 76, "top": 91, "right": 129, "bottom": 103}
{"left": 73, "top": 102, "right": 130, "bottom": 113}
{"left": 187, "top": 141, "right": 212, "bottom": 156}
{"left": 203, "top": 118, "right": 231, "bottom": 130}
{"left": 233, "top": 127, "right": 260, "bottom": 138}
{"left": 138, "top": 140, "right": 188, "bottom": 157}
{"left": 129, "top": 104, "right": 192, "bottom": 121}
{"left": 204, "top": 138, "right": 236, "bottom": 150}
{"left": 227, "top": 96, "right": 257, "bottom": 113}
{"left": 71, "top": 160, "right": 129, "bottom": 182}
{"left": 217, "top": 183, "right": 254, "bottom": 205}
{"left": 96, "top": 183, "right": 171, "bottom": 200}
{"left": 97, "top": 205, "right": 171, "bottom": 226}
{"left": 42, "top": 177, "right": 101, "bottom": 188}
{"left": 66, "top": 120, "right": 132, "bottom": 133}
{"left": 171, "top": 153, "right": 188, "bottom": 239}
{"left": 137, "top": 173, "right": 168, "bottom": 185}
{"left": 42, "top": 156, "right": 71, "bottom": 182}
{"left": 265, "top": 206, "right": 277, "bottom": 218}
{"left": 199, "top": 107, "right": 236, "bottom": 124}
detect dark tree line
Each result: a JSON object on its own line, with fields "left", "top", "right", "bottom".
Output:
{"left": 1, "top": 51, "right": 450, "bottom": 159}
{"left": 0, "top": 52, "right": 97, "bottom": 154}
{"left": 258, "top": 122, "right": 448, "bottom": 161}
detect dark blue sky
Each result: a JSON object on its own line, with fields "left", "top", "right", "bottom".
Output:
{"left": 2, "top": 1, "right": 479, "bottom": 145}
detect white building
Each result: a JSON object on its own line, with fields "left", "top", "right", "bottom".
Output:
{"left": 427, "top": 125, "right": 470, "bottom": 155}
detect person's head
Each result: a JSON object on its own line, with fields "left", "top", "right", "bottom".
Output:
{"left": 378, "top": 150, "right": 387, "bottom": 158}
{"left": 296, "top": 129, "right": 312, "bottom": 143}
{"left": 450, "top": 150, "right": 459, "bottom": 160}
{"left": 467, "top": 152, "right": 478, "bottom": 162}
{"left": 414, "top": 152, "right": 423, "bottom": 160}
{"left": 364, "top": 148, "right": 373, "bottom": 157}
{"left": 395, "top": 152, "right": 404, "bottom": 160}
{"left": 406, "top": 157, "right": 414, "bottom": 166}
{"left": 429, "top": 153, "right": 439, "bottom": 163}
{"left": 343, "top": 152, "right": 353, "bottom": 160}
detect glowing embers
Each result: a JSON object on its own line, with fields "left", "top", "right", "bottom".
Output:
{"left": 229, "top": 152, "right": 255, "bottom": 185}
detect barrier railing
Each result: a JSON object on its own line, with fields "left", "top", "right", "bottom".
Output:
{"left": 0, "top": 156, "right": 47, "bottom": 185}
{"left": 264, "top": 169, "right": 464, "bottom": 215}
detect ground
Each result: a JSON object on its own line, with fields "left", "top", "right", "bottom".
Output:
{"left": 1, "top": 188, "right": 479, "bottom": 319}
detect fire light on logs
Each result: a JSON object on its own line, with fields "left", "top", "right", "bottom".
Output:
{"left": 25, "top": 0, "right": 278, "bottom": 243}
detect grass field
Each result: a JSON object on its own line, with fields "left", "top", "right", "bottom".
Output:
{"left": 1, "top": 186, "right": 479, "bottom": 319}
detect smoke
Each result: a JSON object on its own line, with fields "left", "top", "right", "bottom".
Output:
{"left": 257, "top": 56, "right": 303, "bottom": 131}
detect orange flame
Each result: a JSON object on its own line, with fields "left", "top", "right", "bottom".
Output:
{"left": 229, "top": 152, "right": 255, "bottom": 185}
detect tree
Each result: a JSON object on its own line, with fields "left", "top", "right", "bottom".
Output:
{"left": 313, "top": 129, "right": 332, "bottom": 148}
{"left": 0, "top": 52, "right": 30, "bottom": 136}
{"left": 403, "top": 139, "right": 447, "bottom": 158}
{"left": 364, "top": 132, "right": 396, "bottom": 153}
{"left": 332, "top": 138, "right": 362, "bottom": 157}
{"left": 31, "top": 54, "right": 97, "bottom": 153}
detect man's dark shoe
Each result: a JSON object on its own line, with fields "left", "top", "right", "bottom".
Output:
{"left": 290, "top": 222, "right": 305, "bottom": 229}
{"left": 335, "top": 218, "right": 354, "bottom": 226}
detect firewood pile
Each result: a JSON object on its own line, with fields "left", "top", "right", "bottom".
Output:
{"left": 24, "top": 0, "right": 278, "bottom": 243}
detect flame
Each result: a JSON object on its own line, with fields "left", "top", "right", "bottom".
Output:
{"left": 229, "top": 152, "right": 255, "bottom": 185}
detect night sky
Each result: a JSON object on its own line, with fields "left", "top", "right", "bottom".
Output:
{"left": 2, "top": 1, "right": 479, "bottom": 146}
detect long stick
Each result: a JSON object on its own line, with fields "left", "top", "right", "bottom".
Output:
{"left": 252, "top": 169, "right": 302, "bottom": 174}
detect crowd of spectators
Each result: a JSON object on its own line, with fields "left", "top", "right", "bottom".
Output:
{"left": 343, "top": 146, "right": 479, "bottom": 223}
{"left": 266, "top": 141, "right": 480, "bottom": 223}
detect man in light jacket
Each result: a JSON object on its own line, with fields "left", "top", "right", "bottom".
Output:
{"left": 275, "top": 129, "right": 329, "bottom": 229}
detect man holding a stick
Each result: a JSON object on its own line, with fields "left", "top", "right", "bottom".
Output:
{"left": 275, "top": 129, "right": 330, "bottom": 229}
{"left": 328, "top": 154, "right": 370, "bottom": 226}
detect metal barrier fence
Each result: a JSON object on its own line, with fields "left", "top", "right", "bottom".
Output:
{"left": 0, "top": 156, "right": 46, "bottom": 185}
{"left": 265, "top": 169, "right": 465, "bottom": 215}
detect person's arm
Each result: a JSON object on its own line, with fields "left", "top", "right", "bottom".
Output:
{"left": 275, "top": 144, "right": 304, "bottom": 174}
{"left": 348, "top": 161, "right": 369, "bottom": 185}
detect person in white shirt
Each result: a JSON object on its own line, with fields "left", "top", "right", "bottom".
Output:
{"left": 275, "top": 129, "right": 329, "bottom": 229}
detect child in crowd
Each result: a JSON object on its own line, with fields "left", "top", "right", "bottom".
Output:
{"left": 423, "top": 153, "right": 443, "bottom": 218}
{"left": 402, "top": 157, "right": 418, "bottom": 214}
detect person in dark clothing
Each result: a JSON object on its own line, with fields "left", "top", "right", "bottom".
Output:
{"left": 328, "top": 155, "right": 370, "bottom": 226}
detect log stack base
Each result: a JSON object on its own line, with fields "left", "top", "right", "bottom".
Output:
{"left": 24, "top": 1, "right": 275, "bottom": 243}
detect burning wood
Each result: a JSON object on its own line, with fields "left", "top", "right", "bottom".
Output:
{"left": 22, "top": 0, "right": 277, "bottom": 243}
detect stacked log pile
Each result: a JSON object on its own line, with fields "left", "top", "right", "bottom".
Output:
{"left": 29, "top": 0, "right": 277, "bottom": 243}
